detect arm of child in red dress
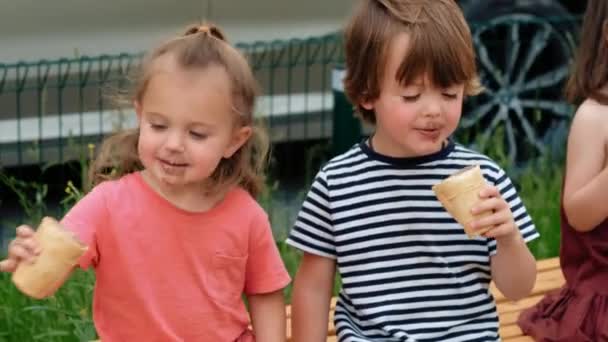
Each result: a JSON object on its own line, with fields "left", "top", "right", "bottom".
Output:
{"left": 562, "top": 101, "right": 608, "bottom": 232}
{"left": 291, "top": 253, "right": 336, "bottom": 342}
{"left": 248, "top": 289, "right": 287, "bottom": 342}
{"left": 471, "top": 186, "right": 536, "bottom": 301}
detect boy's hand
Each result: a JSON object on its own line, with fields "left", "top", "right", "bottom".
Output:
{"left": 469, "top": 185, "right": 519, "bottom": 242}
{"left": 0, "top": 225, "right": 41, "bottom": 273}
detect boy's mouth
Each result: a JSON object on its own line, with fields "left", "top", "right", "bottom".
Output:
{"left": 415, "top": 127, "right": 441, "bottom": 139}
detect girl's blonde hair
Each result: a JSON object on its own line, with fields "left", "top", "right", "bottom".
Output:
{"left": 89, "top": 24, "right": 269, "bottom": 197}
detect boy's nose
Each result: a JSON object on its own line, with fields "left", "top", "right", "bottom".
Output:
{"left": 422, "top": 102, "right": 442, "bottom": 118}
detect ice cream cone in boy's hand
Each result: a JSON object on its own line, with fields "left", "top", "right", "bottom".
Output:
{"left": 12, "top": 217, "right": 87, "bottom": 299}
{"left": 432, "top": 165, "right": 492, "bottom": 237}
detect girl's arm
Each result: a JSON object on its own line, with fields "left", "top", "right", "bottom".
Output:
{"left": 291, "top": 253, "right": 336, "bottom": 342}
{"left": 563, "top": 101, "right": 608, "bottom": 232}
{"left": 248, "top": 289, "right": 287, "bottom": 342}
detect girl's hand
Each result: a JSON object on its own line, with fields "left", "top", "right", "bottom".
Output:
{"left": 470, "top": 185, "right": 518, "bottom": 242}
{"left": 0, "top": 225, "right": 41, "bottom": 273}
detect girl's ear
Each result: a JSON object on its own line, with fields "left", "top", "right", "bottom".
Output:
{"left": 223, "top": 126, "right": 252, "bottom": 158}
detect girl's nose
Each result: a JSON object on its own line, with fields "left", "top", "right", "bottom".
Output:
{"left": 165, "top": 131, "right": 186, "bottom": 152}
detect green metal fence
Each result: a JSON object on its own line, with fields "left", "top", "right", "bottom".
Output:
{"left": 0, "top": 15, "right": 581, "bottom": 168}
{"left": 0, "top": 32, "right": 344, "bottom": 167}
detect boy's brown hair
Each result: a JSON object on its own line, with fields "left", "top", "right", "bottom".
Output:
{"left": 89, "top": 23, "right": 269, "bottom": 197}
{"left": 343, "top": 0, "right": 481, "bottom": 124}
{"left": 565, "top": 0, "right": 608, "bottom": 106}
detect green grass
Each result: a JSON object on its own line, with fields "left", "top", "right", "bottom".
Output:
{"left": 516, "top": 156, "right": 563, "bottom": 259}
{"left": 0, "top": 270, "right": 96, "bottom": 341}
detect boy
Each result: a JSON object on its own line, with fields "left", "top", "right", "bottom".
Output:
{"left": 287, "top": 1, "right": 539, "bottom": 341}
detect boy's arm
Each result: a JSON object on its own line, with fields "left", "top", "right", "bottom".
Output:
{"left": 291, "top": 252, "right": 336, "bottom": 342}
{"left": 490, "top": 233, "right": 536, "bottom": 301}
{"left": 248, "top": 289, "right": 287, "bottom": 342}
{"left": 472, "top": 185, "right": 536, "bottom": 301}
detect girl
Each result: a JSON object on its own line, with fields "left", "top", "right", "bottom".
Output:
{"left": 0, "top": 24, "right": 290, "bottom": 341}
{"left": 288, "top": 1, "right": 538, "bottom": 341}
{"left": 518, "top": 1, "right": 608, "bottom": 340}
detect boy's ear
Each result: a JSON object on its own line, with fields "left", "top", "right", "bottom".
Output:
{"left": 223, "top": 126, "right": 252, "bottom": 159}
{"left": 134, "top": 100, "right": 142, "bottom": 121}
{"left": 361, "top": 100, "right": 374, "bottom": 111}
{"left": 360, "top": 91, "right": 374, "bottom": 110}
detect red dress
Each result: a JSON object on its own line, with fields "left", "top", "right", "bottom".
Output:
{"left": 517, "top": 194, "right": 608, "bottom": 341}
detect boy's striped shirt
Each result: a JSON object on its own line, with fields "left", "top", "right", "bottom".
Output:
{"left": 287, "top": 141, "right": 539, "bottom": 342}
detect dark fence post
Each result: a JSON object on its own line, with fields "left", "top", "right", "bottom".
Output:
{"left": 331, "top": 65, "right": 361, "bottom": 156}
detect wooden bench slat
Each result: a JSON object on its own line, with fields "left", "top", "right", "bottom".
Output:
{"left": 535, "top": 257, "right": 560, "bottom": 271}
{"left": 500, "top": 323, "right": 525, "bottom": 339}
{"left": 493, "top": 269, "right": 564, "bottom": 303}
{"left": 504, "top": 336, "right": 534, "bottom": 342}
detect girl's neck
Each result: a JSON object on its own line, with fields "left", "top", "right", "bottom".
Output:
{"left": 140, "top": 170, "right": 227, "bottom": 213}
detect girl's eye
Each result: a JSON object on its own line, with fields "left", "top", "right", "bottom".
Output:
{"left": 190, "top": 131, "right": 207, "bottom": 140}
{"left": 443, "top": 93, "right": 458, "bottom": 100}
{"left": 150, "top": 123, "right": 166, "bottom": 130}
{"left": 402, "top": 94, "right": 420, "bottom": 102}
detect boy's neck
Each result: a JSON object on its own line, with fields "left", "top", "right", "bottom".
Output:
{"left": 368, "top": 133, "right": 448, "bottom": 158}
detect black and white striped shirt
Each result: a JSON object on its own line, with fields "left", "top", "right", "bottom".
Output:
{"left": 287, "top": 140, "right": 539, "bottom": 342}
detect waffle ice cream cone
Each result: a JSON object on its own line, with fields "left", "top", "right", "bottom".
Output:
{"left": 12, "top": 217, "right": 87, "bottom": 299}
{"left": 432, "top": 165, "right": 492, "bottom": 238}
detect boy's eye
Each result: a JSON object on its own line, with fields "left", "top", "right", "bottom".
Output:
{"left": 443, "top": 93, "right": 458, "bottom": 99}
{"left": 402, "top": 94, "right": 420, "bottom": 102}
{"left": 190, "top": 131, "right": 207, "bottom": 140}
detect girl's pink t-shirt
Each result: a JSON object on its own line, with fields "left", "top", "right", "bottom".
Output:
{"left": 61, "top": 172, "right": 291, "bottom": 341}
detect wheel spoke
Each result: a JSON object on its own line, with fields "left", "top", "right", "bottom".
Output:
{"left": 513, "top": 102, "right": 545, "bottom": 153}
{"left": 515, "top": 23, "right": 552, "bottom": 86}
{"left": 461, "top": 98, "right": 498, "bottom": 128}
{"left": 505, "top": 23, "right": 521, "bottom": 84}
{"left": 518, "top": 65, "right": 569, "bottom": 92}
{"left": 519, "top": 99, "right": 573, "bottom": 117}
{"left": 474, "top": 33, "right": 505, "bottom": 87}
{"left": 505, "top": 119, "right": 517, "bottom": 162}
{"left": 480, "top": 105, "right": 508, "bottom": 146}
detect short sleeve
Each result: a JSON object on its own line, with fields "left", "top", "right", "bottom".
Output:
{"left": 286, "top": 169, "right": 336, "bottom": 259}
{"left": 484, "top": 167, "right": 540, "bottom": 255}
{"left": 60, "top": 182, "right": 109, "bottom": 269}
{"left": 244, "top": 211, "right": 291, "bottom": 295}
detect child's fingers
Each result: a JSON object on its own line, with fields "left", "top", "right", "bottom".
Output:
{"left": 8, "top": 240, "right": 37, "bottom": 263}
{"left": 478, "top": 185, "right": 500, "bottom": 198}
{"left": 471, "top": 212, "right": 505, "bottom": 231}
{"left": 471, "top": 197, "right": 506, "bottom": 215}
{"left": 0, "top": 258, "right": 17, "bottom": 273}
{"left": 16, "top": 225, "right": 35, "bottom": 238}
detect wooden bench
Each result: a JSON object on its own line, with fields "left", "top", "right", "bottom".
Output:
{"left": 286, "top": 257, "right": 563, "bottom": 341}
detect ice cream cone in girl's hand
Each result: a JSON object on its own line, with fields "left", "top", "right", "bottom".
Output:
{"left": 12, "top": 217, "right": 87, "bottom": 299}
{"left": 432, "top": 165, "right": 492, "bottom": 238}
